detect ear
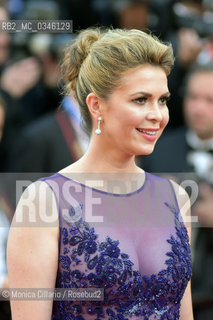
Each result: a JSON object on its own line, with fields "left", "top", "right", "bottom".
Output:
{"left": 86, "top": 93, "right": 102, "bottom": 120}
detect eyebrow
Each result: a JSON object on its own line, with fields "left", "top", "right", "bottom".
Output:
{"left": 130, "top": 91, "right": 171, "bottom": 97}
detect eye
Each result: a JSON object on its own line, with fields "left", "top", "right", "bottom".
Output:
{"left": 134, "top": 97, "right": 147, "bottom": 105}
{"left": 159, "top": 96, "right": 170, "bottom": 105}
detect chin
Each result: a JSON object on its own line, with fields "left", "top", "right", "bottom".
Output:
{"left": 136, "top": 145, "right": 155, "bottom": 156}
{"left": 141, "top": 150, "right": 154, "bottom": 156}
{"left": 195, "top": 129, "right": 213, "bottom": 140}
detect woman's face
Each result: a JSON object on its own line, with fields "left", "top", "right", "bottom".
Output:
{"left": 98, "top": 64, "right": 170, "bottom": 157}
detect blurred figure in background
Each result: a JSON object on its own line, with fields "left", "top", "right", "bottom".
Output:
{"left": 0, "top": 33, "right": 63, "bottom": 138}
{"left": 8, "top": 95, "right": 89, "bottom": 173}
{"left": 112, "top": 0, "right": 149, "bottom": 31}
{"left": 163, "top": 0, "right": 213, "bottom": 129}
{"left": 141, "top": 61, "right": 213, "bottom": 320}
{"left": 0, "top": 32, "right": 66, "bottom": 171}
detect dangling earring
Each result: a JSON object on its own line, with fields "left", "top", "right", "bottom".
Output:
{"left": 95, "top": 117, "right": 102, "bottom": 135}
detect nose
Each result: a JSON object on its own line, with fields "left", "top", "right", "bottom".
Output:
{"left": 146, "top": 104, "right": 163, "bottom": 122}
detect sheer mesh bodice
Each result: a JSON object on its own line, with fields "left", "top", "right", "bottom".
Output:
{"left": 40, "top": 172, "right": 192, "bottom": 320}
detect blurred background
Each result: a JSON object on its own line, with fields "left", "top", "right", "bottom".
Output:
{"left": 0, "top": 0, "right": 213, "bottom": 319}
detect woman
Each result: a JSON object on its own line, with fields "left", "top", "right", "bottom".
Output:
{"left": 7, "top": 28, "right": 194, "bottom": 320}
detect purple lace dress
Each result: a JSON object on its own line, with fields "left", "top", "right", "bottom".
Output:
{"left": 40, "top": 172, "right": 192, "bottom": 320}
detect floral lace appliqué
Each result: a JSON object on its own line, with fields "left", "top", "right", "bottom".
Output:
{"left": 52, "top": 202, "right": 192, "bottom": 320}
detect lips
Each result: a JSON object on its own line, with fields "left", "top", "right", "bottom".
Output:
{"left": 136, "top": 128, "right": 160, "bottom": 142}
{"left": 136, "top": 128, "right": 159, "bottom": 136}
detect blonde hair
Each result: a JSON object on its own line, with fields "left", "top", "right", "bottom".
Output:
{"left": 62, "top": 27, "right": 174, "bottom": 134}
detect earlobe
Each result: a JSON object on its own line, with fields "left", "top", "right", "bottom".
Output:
{"left": 86, "top": 92, "right": 102, "bottom": 119}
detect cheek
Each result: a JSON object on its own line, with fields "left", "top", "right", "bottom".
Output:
{"left": 127, "top": 111, "right": 144, "bottom": 126}
{"left": 161, "top": 109, "right": 169, "bottom": 128}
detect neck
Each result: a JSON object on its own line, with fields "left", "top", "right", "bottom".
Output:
{"left": 74, "top": 136, "right": 142, "bottom": 174}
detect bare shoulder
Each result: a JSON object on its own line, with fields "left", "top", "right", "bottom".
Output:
{"left": 7, "top": 179, "right": 59, "bottom": 266}
{"left": 10, "top": 179, "right": 59, "bottom": 228}
{"left": 8, "top": 179, "right": 59, "bottom": 253}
